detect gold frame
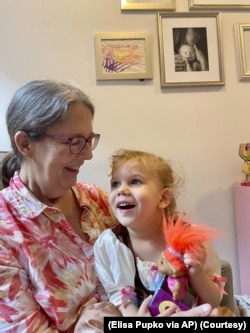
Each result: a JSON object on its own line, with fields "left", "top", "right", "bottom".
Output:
{"left": 189, "top": 0, "right": 250, "bottom": 10}
{"left": 94, "top": 32, "right": 153, "bottom": 81}
{"left": 235, "top": 24, "right": 250, "bottom": 81}
{"left": 157, "top": 12, "right": 224, "bottom": 87}
{"left": 121, "top": 0, "right": 176, "bottom": 11}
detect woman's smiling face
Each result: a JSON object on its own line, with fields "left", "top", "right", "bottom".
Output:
{"left": 19, "top": 102, "right": 95, "bottom": 201}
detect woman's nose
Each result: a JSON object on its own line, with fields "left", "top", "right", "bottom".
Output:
{"left": 79, "top": 146, "right": 93, "bottom": 160}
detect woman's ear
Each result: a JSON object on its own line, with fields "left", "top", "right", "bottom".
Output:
{"left": 158, "top": 188, "right": 172, "bottom": 209}
{"left": 14, "top": 131, "right": 32, "bottom": 156}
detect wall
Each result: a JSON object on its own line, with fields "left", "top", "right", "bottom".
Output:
{"left": 1, "top": 0, "right": 250, "bottom": 294}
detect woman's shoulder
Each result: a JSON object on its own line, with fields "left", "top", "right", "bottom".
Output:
{"left": 73, "top": 182, "right": 109, "bottom": 207}
{"left": 75, "top": 181, "right": 107, "bottom": 195}
{"left": 73, "top": 182, "right": 117, "bottom": 233}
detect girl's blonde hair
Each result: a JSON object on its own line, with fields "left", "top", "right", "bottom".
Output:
{"left": 109, "top": 148, "right": 183, "bottom": 216}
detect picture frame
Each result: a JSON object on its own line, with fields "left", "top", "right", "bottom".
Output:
{"left": 234, "top": 23, "right": 250, "bottom": 81}
{"left": 189, "top": 0, "right": 250, "bottom": 10}
{"left": 121, "top": 0, "right": 176, "bottom": 11}
{"left": 157, "top": 12, "right": 224, "bottom": 87}
{"left": 94, "top": 32, "right": 153, "bottom": 81}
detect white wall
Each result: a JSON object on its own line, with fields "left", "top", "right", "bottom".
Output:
{"left": 1, "top": 0, "right": 250, "bottom": 294}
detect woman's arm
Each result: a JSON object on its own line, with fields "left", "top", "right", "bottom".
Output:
{"left": 0, "top": 241, "right": 58, "bottom": 332}
{"left": 193, "top": 45, "right": 208, "bottom": 71}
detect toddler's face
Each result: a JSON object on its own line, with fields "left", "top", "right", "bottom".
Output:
{"left": 179, "top": 44, "right": 196, "bottom": 61}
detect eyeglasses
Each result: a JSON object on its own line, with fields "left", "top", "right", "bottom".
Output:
{"left": 44, "top": 133, "right": 100, "bottom": 154}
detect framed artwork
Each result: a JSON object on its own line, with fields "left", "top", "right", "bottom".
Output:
{"left": 189, "top": 0, "right": 250, "bottom": 10}
{"left": 157, "top": 12, "right": 224, "bottom": 87}
{"left": 121, "top": 0, "right": 176, "bottom": 11}
{"left": 94, "top": 32, "right": 153, "bottom": 81}
{"left": 235, "top": 24, "right": 250, "bottom": 81}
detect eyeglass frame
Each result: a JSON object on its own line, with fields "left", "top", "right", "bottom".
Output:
{"left": 43, "top": 133, "right": 100, "bottom": 154}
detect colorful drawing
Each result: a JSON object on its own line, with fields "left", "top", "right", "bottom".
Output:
{"left": 100, "top": 40, "right": 146, "bottom": 74}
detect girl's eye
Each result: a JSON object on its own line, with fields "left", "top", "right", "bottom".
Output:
{"left": 110, "top": 181, "right": 120, "bottom": 189}
{"left": 131, "top": 178, "right": 142, "bottom": 185}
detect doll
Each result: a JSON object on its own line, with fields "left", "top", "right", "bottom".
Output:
{"left": 239, "top": 143, "right": 250, "bottom": 186}
{"left": 157, "top": 214, "right": 222, "bottom": 302}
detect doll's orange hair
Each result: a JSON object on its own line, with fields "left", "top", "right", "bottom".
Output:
{"left": 162, "top": 214, "right": 223, "bottom": 272}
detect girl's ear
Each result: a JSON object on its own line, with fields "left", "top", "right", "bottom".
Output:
{"left": 14, "top": 131, "right": 32, "bottom": 156}
{"left": 158, "top": 188, "right": 172, "bottom": 209}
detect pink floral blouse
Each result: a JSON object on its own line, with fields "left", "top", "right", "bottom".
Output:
{"left": 0, "top": 172, "right": 117, "bottom": 332}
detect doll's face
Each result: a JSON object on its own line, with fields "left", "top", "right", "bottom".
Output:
{"left": 157, "top": 252, "right": 184, "bottom": 277}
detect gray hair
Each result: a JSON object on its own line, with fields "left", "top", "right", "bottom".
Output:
{"left": 1, "top": 79, "right": 95, "bottom": 187}
{"left": 7, "top": 79, "right": 94, "bottom": 156}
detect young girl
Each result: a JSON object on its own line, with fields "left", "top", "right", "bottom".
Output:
{"left": 94, "top": 149, "right": 224, "bottom": 316}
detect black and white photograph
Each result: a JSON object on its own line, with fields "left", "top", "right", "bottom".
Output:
{"left": 173, "top": 27, "right": 209, "bottom": 72}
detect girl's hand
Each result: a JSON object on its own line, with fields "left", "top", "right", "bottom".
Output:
{"left": 183, "top": 252, "right": 206, "bottom": 275}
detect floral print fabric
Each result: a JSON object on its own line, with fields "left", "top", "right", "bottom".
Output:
{"left": 0, "top": 172, "right": 117, "bottom": 332}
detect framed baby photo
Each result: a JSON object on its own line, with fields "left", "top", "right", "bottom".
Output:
{"left": 234, "top": 23, "right": 250, "bottom": 81}
{"left": 121, "top": 0, "right": 176, "bottom": 11}
{"left": 189, "top": 0, "right": 250, "bottom": 10}
{"left": 94, "top": 32, "right": 153, "bottom": 80}
{"left": 157, "top": 12, "right": 224, "bottom": 87}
